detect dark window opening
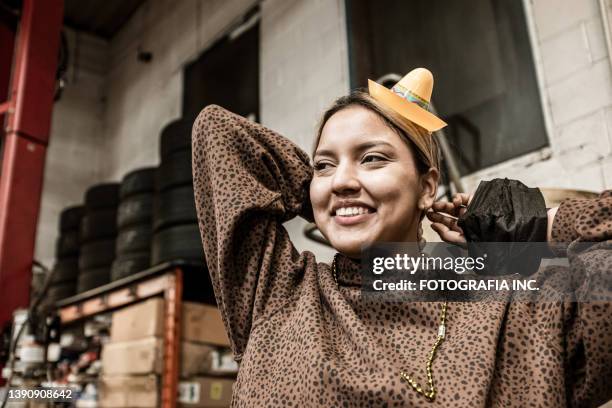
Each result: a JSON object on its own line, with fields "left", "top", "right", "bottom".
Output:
{"left": 183, "top": 7, "right": 260, "bottom": 124}
{"left": 346, "top": 0, "right": 548, "bottom": 175}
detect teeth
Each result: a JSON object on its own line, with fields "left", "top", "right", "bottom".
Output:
{"left": 336, "top": 206, "right": 370, "bottom": 216}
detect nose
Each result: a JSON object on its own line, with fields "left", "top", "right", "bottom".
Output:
{"left": 331, "top": 161, "right": 360, "bottom": 195}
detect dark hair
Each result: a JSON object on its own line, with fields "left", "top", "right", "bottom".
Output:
{"left": 313, "top": 90, "right": 440, "bottom": 175}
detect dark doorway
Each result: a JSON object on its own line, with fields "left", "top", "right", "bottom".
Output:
{"left": 346, "top": 0, "right": 548, "bottom": 175}
{"left": 182, "top": 9, "right": 259, "bottom": 124}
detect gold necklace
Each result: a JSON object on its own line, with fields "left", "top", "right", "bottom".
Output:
{"left": 331, "top": 253, "right": 448, "bottom": 402}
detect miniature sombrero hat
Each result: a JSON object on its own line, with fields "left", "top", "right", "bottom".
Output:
{"left": 368, "top": 68, "right": 447, "bottom": 132}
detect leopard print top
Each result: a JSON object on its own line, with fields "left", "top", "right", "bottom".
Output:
{"left": 192, "top": 105, "right": 612, "bottom": 407}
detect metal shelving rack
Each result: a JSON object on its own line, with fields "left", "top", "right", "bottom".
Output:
{"left": 56, "top": 261, "right": 208, "bottom": 408}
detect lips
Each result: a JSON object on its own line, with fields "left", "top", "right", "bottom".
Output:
{"left": 331, "top": 200, "right": 375, "bottom": 215}
{"left": 331, "top": 204, "right": 376, "bottom": 226}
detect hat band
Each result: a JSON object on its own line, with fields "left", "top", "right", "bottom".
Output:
{"left": 391, "top": 84, "right": 430, "bottom": 110}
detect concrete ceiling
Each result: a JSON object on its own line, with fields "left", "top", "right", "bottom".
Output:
{"left": 63, "top": 0, "right": 146, "bottom": 39}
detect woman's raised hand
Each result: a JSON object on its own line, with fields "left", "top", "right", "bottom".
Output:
{"left": 426, "top": 193, "right": 471, "bottom": 246}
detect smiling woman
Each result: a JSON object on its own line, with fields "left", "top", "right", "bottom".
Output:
{"left": 191, "top": 68, "right": 612, "bottom": 407}
{"left": 310, "top": 91, "right": 439, "bottom": 258}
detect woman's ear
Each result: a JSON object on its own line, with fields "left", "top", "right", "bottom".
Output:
{"left": 419, "top": 167, "right": 439, "bottom": 210}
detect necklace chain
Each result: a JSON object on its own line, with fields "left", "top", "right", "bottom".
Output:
{"left": 331, "top": 253, "right": 448, "bottom": 402}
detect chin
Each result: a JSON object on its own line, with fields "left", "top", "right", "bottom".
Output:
{"left": 332, "top": 244, "right": 362, "bottom": 259}
{"left": 317, "top": 222, "right": 375, "bottom": 258}
{"left": 329, "top": 235, "right": 371, "bottom": 259}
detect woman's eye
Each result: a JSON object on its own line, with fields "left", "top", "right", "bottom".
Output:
{"left": 362, "top": 154, "right": 386, "bottom": 164}
{"left": 314, "top": 161, "right": 333, "bottom": 171}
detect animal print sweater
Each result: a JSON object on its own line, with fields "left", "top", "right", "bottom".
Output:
{"left": 192, "top": 105, "right": 612, "bottom": 407}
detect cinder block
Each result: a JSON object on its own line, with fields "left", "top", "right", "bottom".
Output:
{"left": 554, "top": 109, "right": 611, "bottom": 167}
{"left": 585, "top": 17, "right": 608, "bottom": 62}
{"left": 532, "top": 0, "right": 599, "bottom": 40}
{"left": 569, "top": 162, "right": 605, "bottom": 191}
{"left": 547, "top": 59, "right": 612, "bottom": 126}
{"left": 602, "top": 157, "right": 612, "bottom": 188}
{"left": 540, "top": 23, "right": 591, "bottom": 85}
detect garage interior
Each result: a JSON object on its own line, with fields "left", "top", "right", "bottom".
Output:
{"left": 1, "top": 0, "right": 611, "bottom": 407}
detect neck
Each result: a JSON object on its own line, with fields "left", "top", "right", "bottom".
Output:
{"left": 402, "top": 216, "right": 422, "bottom": 243}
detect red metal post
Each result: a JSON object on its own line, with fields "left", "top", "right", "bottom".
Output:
{"left": 0, "top": 0, "right": 64, "bottom": 330}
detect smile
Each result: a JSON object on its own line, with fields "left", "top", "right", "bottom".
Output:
{"left": 333, "top": 206, "right": 375, "bottom": 226}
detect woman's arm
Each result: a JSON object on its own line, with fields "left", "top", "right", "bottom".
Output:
{"left": 191, "top": 105, "right": 314, "bottom": 361}
{"left": 554, "top": 191, "right": 612, "bottom": 406}
{"left": 427, "top": 189, "right": 608, "bottom": 250}
{"left": 549, "top": 190, "right": 611, "bottom": 252}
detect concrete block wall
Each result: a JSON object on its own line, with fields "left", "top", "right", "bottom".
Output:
{"left": 102, "top": 0, "right": 258, "bottom": 181}
{"left": 461, "top": 0, "right": 612, "bottom": 193}
{"left": 34, "top": 29, "right": 109, "bottom": 267}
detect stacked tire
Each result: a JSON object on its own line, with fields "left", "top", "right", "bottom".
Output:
{"left": 77, "top": 183, "right": 119, "bottom": 292}
{"left": 111, "top": 168, "right": 156, "bottom": 281}
{"left": 48, "top": 205, "right": 85, "bottom": 303}
{"left": 152, "top": 119, "right": 204, "bottom": 265}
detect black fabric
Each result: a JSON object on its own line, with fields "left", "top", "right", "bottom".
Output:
{"left": 458, "top": 178, "right": 549, "bottom": 276}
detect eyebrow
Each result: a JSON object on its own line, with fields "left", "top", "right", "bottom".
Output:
{"left": 314, "top": 140, "right": 395, "bottom": 158}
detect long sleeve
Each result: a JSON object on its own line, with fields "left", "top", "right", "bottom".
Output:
{"left": 550, "top": 190, "right": 611, "bottom": 253}
{"left": 191, "top": 105, "right": 314, "bottom": 361}
{"left": 551, "top": 191, "right": 612, "bottom": 407}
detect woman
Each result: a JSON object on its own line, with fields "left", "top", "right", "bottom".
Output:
{"left": 191, "top": 68, "right": 611, "bottom": 407}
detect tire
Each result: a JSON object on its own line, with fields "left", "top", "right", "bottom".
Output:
{"left": 48, "top": 282, "right": 77, "bottom": 301}
{"left": 59, "top": 206, "right": 85, "bottom": 232}
{"left": 117, "top": 193, "right": 153, "bottom": 229}
{"left": 85, "top": 183, "right": 119, "bottom": 209}
{"left": 80, "top": 209, "right": 118, "bottom": 243}
{"left": 56, "top": 231, "right": 80, "bottom": 257}
{"left": 154, "top": 185, "right": 197, "bottom": 231}
{"left": 116, "top": 224, "right": 152, "bottom": 255}
{"left": 120, "top": 167, "right": 156, "bottom": 199}
{"left": 77, "top": 268, "right": 110, "bottom": 293}
{"left": 111, "top": 252, "right": 151, "bottom": 281}
{"left": 157, "top": 150, "right": 192, "bottom": 191}
{"left": 151, "top": 224, "right": 204, "bottom": 265}
{"left": 160, "top": 119, "right": 193, "bottom": 160}
{"left": 79, "top": 239, "right": 116, "bottom": 270}
{"left": 51, "top": 257, "right": 79, "bottom": 284}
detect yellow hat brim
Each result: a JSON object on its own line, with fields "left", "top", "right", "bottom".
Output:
{"left": 368, "top": 79, "right": 447, "bottom": 132}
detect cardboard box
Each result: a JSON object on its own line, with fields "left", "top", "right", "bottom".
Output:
{"left": 98, "top": 375, "right": 158, "bottom": 408}
{"left": 110, "top": 298, "right": 164, "bottom": 342}
{"left": 102, "top": 337, "right": 217, "bottom": 377}
{"left": 110, "top": 299, "right": 230, "bottom": 347}
{"left": 183, "top": 302, "right": 230, "bottom": 346}
{"left": 102, "top": 337, "right": 163, "bottom": 375}
{"left": 182, "top": 342, "right": 217, "bottom": 378}
{"left": 178, "top": 377, "right": 235, "bottom": 407}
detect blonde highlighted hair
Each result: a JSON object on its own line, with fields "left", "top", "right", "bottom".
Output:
{"left": 313, "top": 90, "right": 440, "bottom": 174}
